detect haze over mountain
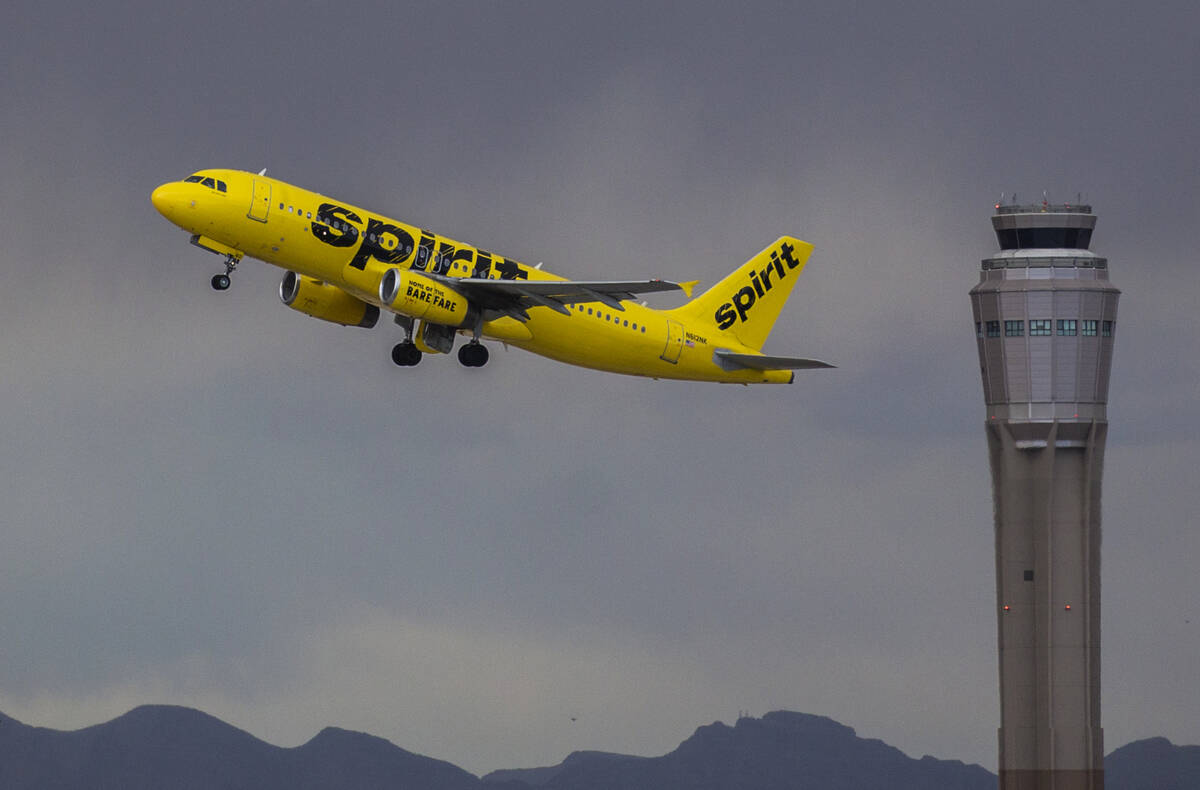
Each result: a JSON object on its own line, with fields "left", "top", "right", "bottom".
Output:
{"left": 1, "top": 706, "right": 1193, "bottom": 790}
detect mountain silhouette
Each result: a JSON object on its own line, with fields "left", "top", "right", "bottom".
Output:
{"left": 2, "top": 705, "right": 1196, "bottom": 789}
{"left": 1104, "top": 736, "right": 1200, "bottom": 790}
{"left": 0, "top": 705, "right": 476, "bottom": 790}
{"left": 482, "top": 712, "right": 992, "bottom": 789}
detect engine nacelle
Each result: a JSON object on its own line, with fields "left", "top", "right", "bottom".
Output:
{"left": 279, "top": 271, "right": 379, "bottom": 328}
{"left": 379, "top": 268, "right": 470, "bottom": 327}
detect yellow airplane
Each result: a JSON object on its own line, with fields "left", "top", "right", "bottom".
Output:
{"left": 150, "top": 169, "right": 833, "bottom": 383}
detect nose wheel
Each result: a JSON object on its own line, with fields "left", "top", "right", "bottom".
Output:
{"left": 210, "top": 253, "right": 240, "bottom": 291}
{"left": 458, "top": 342, "right": 489, "bottom": 368}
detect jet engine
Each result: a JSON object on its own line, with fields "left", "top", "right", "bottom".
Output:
{"left": 279, "top": 271, "right": 379, "bottom": 328}
{"left": 379, "top": 268, "right": 472, "bottom": 327}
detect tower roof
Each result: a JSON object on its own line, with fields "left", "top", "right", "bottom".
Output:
{"left": 994, "top": 202, "right": 1091, "bottom": 215}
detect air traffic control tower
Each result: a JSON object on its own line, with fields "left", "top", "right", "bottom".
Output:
{"left": 970, "top": 201, "right": 1119, "bottom": 790}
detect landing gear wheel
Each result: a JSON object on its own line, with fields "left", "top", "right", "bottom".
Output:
{"left": 391, "top": 341, "right": 421, "bottom": 367}
{"left": 210, "top": 253, "right": 240, "bottom": 291}
{"left": 458, "top": 342, "right": 489, "bottom": 368}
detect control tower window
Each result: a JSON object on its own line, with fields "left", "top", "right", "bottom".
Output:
{"left": 1057, "top": 319, "right": 1077, "bottom": 336}
{"left": 1082, "top": 320, "right": 1098, "bottom": 336}
{"left": 986, "top": 321, "right": 1001, "bottom": 338}
{"left": 996, "top": 227, "right": 1093, "bottom": 250}
{"left": 1005, "top": 320, "right": 1024, "bottom": 337}
{"left": 1102, "top": 321, "right": 1114, "bottom": 337}
{"left": 1030, "top": 319, "right": 1052, "bottom": 336}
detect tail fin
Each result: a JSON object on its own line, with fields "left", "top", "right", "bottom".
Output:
{"left": 667, "top": 237, "right": 812, "bottom": 351}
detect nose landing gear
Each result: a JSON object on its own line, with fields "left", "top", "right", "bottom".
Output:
{"left": 211, "top": 253, "right": 240, "bottom": 291}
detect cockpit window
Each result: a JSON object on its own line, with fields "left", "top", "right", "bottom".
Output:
{"left": 184, "top": 174, "right": 227, "bottom": 192}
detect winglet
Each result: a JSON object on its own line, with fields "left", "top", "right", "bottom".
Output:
{"left": 679, "top": 280, "right": 699, "bottom": 299}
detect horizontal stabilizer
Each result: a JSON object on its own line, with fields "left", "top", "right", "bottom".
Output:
{"left": 713, "top": 349, "right": 836, "bottom": 372}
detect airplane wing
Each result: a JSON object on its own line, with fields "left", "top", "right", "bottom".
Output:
{"left": 420, "top": 272, "right": 685, "bottom": 319}
{"left": 713, "top": 349, "right": 836, "bottom": 371}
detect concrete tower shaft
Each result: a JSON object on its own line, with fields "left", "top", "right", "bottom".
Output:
{"left": 970, "top": 203, "right": 1119, "bottom": 790}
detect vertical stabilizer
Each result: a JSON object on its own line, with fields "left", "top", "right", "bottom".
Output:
{"left": 667, "top": 237, "right": 812, "bottom": 351}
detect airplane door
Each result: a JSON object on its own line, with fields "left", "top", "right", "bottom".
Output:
{"left": 247, "top": 179, "right": 271, "bottom": 222}
{"left": 660, "top": 319, "right": 684, "bottom": 364}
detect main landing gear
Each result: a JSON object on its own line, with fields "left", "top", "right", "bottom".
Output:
{"left": 391, "top": 340, "right": 488, "bottom": 368}
{"left": 210, "top": 253, "right": 240, "bottom": 291}
{"left": 392, "top": 341, "right": 422, "bottom": 367}
{"left": 458, "top": 341, "right": 489, "bottom": 368}
{"left": 389, "top": 315, "right": 489, "bottom": 369}
{"left": 391, "top": 314, "right": 421, "bottom": 367}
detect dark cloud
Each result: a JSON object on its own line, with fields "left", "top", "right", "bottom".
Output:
{"left": 1, "top": 0, "right": 1197, "bottom": 776}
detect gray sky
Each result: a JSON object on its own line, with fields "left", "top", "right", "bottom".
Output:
{"left": 2, "top": 0, "right": 1197, "bottom": 776}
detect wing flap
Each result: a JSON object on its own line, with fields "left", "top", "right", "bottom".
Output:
{"left": 419, "top": 272, "right": 684, "bottom": 321}
{"left": 456, "top": 276, "right": 682, "bottom": 303}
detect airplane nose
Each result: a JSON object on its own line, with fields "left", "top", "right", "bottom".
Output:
{"left": 151, "top": 183, "right": 172, "bottom": 217}
{"left": 151, "top": 182, "right": 185, "bottom": 220}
